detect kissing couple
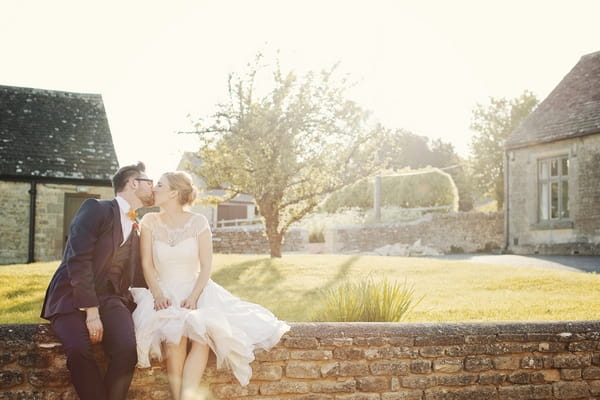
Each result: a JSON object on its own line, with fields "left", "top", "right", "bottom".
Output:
{"left": 41, "top": 161, "right": 290, "bottom": 400}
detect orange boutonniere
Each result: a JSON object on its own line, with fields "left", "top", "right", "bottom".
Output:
{"left": 127, "top": 209, "right": 138, "bottom": 221}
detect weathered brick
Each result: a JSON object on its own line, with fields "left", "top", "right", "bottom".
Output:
{"left": 311, "top": 379, "right": 356, "bottom": 393}
{"left": 0, "top": 353, "right": 15, "bottom": 366}
{"left": 210, "top": 383, "right": 259, "bottom": 398}
{"left": 538, "top": 342, "right": 567, "bottom": 353}
{"left": 465, "top": 335, "right": 497, "bottom": 344}
{"left": 356, "top": 376, "right": 389, "bottom": 392}
{"left": 415, "top": 335, "right": 464, "bottom": 346}
{"left": 432, "top": 359, "right": 463, "bottom": 373}
{"left": 339, "top": 361, "right": 370, "bottom": 376}
{"left": 252, "top": 365, "right": 283, "bottom": 380}
{"left": 381, "top": 390, "right": 423, "bottom": 400}
{"left": 0, "top": 371, "right": 25, "bottom": 389}
{"left": 424, "top": 386, "right": 497, "bottom": 400}
{"left": 28, "top": 369, "right": 70, "bottom": 388}
{"left": 478, "top": 372, "right": 507, "bottom": 385}
{"left": 553, "top": 354, "right": 592, "bottom": 368}
{"left": 583, "top": 366, "right": 600, "bottom": 379}
{"left": 540, "top": 369, "right": 560, "bottom": 382}
{"left": 334, "top": 347, "right": 364, "bottom": 360}
{"left": 354, "top": 337, "right": 388, "bottom": 347}
{"left": 569, "top": 341, "right": 596, "bottom": 352}
{"left": 508, "top": 371, "right": 531, "bottom": 384}
{"left": 410, "top": 359, "right": 431, "bottom": 374}
{"left": 437, "top": 373, "right": 478, "bottom": 386}
{"left": 321, "top": 362, "right": 340, "bottom": 377}
{"left": 364, "top": 347, "right": 393, "bottom": 360}
{"left": 254, "top": 348, "right": 290, "bottom": 361}
{"left": 498, "top": 384, "right": 553, "bottom": 400}
{"left": 290, "top": 350, "right": 333, "bottom": 361}
{"left": 285, "top": 337, "right": 319, "bottom": 349}
{"left": 445, "top": 345, "right": 487, "bottom": 357}
{"left": 335, "top": 394, "right": 380, "bottom": 400}
{"left": 552, "top": 381, "right": 590, "bottom": 398}
{"left": 493, "top": 356, "right": 520, "bottom": 370}
{"left": 370, "top": 360, "right": 409, "bottom": 376}
{"left": 464, "top": 356, "right": 492, "bottom": 372}
{"left": 392, "top": 347, "right": 419, "bottom": 359}
{"left": 419, "top": 346, "right": 444, "bottom": 358}
{"left": 259, "top": 381, "right": 310, "bottom": 395}
{"left": 521, "top": 355, "right": 544, "bottom": 369}
{"left": 286, "top": 361, "right": 321, "bottom": 379}
{"left": 560, "top": 369, "right": 582, "bottom": 381}
{"left": 319, "top": 337, "right": 353, "bottom": 347}
{"left": 401, "top": 376, "right": 437, "bottom": 389}
{"left": 387, "top": 337, "right": 414, "bottom": 347}
{"left": 17, "top": 353, "right": 49, "bottom": 368}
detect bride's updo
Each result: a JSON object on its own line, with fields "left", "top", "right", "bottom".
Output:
{"left": 164, "top": 171, "right": 198, "bottom": 206}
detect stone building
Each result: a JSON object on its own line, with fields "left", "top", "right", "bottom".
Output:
{"left": 177, "top": 151, "right": 258, "bottom": 228}
{"left": 0, "top": 85, "right": 118, "bottom": 264}
{"left": 504, "top": 50, "right": 600, "bottom": 255}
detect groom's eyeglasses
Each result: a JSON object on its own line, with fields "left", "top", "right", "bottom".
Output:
{"left": 134, "top": 178, "right": 154, "bottom": 186}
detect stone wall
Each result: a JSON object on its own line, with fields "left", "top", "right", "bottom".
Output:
{"left": 3, "top": 321, "right": 600, "bottom": 399}
{"left": 325, "top": 212, "right": 504, "bottom": 254}
{"left": 506, "top": 135, "right": 600, "bottom": 255}
{"left": 0, "top": 181, "right": 114, "bottom": 264}
{"left": 213, "top": 226, "right": 308, "bottom": 254}
{"left": 0, "top": 182, "right": 30, "bottom": 264}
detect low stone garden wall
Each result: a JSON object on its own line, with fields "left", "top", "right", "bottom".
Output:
{"left": 3, "top": 321, "right": 600, "bottom": 399}
{"left": 213, "top": 226, "right": 308, "bottom": 254}
{"left": 325, "top": 212, "right": 504, "bottom": 255}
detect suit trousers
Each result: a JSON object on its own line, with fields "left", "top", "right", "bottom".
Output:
{"left": 51, "top": 296, "right": 137, "bottom": 400}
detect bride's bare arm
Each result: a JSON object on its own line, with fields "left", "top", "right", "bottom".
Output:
{"left": 181, "top": 227, "right": 213, "bottom": 309}
{"left": 140, "top": 220, "right": 171, "bottom": 310}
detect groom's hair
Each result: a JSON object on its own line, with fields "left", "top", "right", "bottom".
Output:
{"left": 112, "top": 161, "right": 146, "bottom": 194}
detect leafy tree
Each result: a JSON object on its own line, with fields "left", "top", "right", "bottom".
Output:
{"left": 188, "top": 55, "right": 385, "bottom": 257}
{"left": 469, "top": 91, "right": 539, "bottom": 209}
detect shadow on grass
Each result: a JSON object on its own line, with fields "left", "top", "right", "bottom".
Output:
{"left": 211, "top": 257, "right": 284, "bottom": 294}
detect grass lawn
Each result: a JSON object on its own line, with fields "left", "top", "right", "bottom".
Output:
{"left": 2, "top": 254, "right": 600, "bottom": 324}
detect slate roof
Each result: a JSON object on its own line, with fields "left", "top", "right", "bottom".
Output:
{"left": 506, "top": 50, "right": 600, "bottom": 149}
{"left": 0, "top": 85, "right": 119, "bottom": 181}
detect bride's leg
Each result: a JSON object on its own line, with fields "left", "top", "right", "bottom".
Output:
{"left": 165, "top": 338, "right": 188, "bottom": 400}
{"left": 181, "top": 340, "right": 210, "bottom": 400}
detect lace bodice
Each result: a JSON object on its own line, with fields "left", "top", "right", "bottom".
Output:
{"left": 140, "top": 212, "right": 211, "bottom": 286}
{"left": 141, "top": 212, "right": 210, "bottom": 247}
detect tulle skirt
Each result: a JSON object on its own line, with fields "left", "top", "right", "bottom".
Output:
{"left": 130, "top": 279, "right": 290, "bottom": 386}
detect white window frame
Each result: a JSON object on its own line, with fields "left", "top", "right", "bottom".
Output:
{"left": 538, "top": 155, "right": 570, "bottom": 221}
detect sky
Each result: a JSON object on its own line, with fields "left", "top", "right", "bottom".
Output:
{"left": 1, "top": 0, "right": 599, "bottom": 179}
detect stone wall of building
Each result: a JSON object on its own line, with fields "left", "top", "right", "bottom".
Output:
{"left": 213, "top": 226, "right": 308, "bottom": 254}
{"left": 0, "top": 181, "right": 114, "bottom": 264}
{"left": 506, "top": 135, "right": 600, "bottom": 255}
{"left": 3, "top": 321, "right": 600, "bottom": 399}
{"left": 0, "top": 182, "right": 30, "bottom": 264}
{"left": 325, "top": 212, "right": 504, "bottom": 254}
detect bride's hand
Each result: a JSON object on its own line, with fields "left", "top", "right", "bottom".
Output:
{"left": 181, "top": 296, "right": 198, "bottom": 310}
{"left": 153, "top": 292, "right": 171, "bottom": 310}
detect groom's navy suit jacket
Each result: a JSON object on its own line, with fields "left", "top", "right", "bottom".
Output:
{"left": 41, "top": 198, "right": 144, "bottom": 320}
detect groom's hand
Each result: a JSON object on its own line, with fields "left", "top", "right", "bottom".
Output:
{"left": 84, "top": 307, "right": 103, "bottom": 344}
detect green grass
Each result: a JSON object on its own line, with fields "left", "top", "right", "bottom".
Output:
{"left": 2, "top": 254, "right": 600, "bottom": 323}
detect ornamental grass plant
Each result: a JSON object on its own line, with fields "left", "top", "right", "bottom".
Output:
{"left": 312, "top": 275, "right": 422, "bottom": 322}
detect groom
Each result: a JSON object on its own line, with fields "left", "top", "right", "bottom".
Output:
{"left": 41, "top": 161, "right": 154, "bottom": 400}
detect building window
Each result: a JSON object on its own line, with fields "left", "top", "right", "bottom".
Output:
{"left": 538, "top": 156, "right": 569, "bottom": 221}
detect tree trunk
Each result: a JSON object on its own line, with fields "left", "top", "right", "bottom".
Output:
{"left": 262, "top": 210, "right": 283, "bottom": 258}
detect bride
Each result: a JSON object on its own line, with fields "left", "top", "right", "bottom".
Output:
{"left": 130, "top": 171, "right": 289, "bottom": 400}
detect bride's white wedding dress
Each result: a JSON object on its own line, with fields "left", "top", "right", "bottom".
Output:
{"left": 130, "top": 212, "right": 290, "bottom": 386}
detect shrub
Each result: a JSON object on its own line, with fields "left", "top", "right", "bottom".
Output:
{"left": 312, "top": 275, "right": 422, "bottom": 322}
{"left": 321, "top": 168, "right": 459, "bottom": 213}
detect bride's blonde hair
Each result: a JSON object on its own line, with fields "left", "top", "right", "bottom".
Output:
{"left": 163, "top": 171, "right": 198, "bottom": 206}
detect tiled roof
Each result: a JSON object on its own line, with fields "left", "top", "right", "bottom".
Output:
{"left": 506, "top": 50, "right": 600, "bottom": 149}
{"left": 0, "top": 85, "right": 119, "bottom": 181}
